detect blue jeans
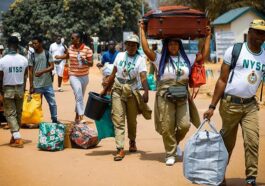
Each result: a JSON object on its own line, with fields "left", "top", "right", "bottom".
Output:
{"left": 34, "top": 85, "right": 57, "bottom": 122}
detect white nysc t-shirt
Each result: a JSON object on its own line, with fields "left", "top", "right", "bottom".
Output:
{"left": 224, "top": 42, "right": 265, "bottom": 98}
{"left": 153, "top": 53, "right": 195, "bottom": 81}
{"left": 0, "top": 53, "right": 28, "bottom": 85}
{"left": 114, "top": 52, "right": 147, "bottom": 90}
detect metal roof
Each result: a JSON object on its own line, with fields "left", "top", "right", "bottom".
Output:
{"left": 212, "top": 7, "right": 265, "bottom": 25}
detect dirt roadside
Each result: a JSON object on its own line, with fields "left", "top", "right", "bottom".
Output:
{"left": 0, "top": 65, "right": 264, "bottom": 186}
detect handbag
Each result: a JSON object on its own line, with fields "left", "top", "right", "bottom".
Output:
{"left": 189, "top": 57, "right": 206, "bottom": 99}
{"left": 164, "top": 86, "right": 188, "bottom": 102}
{"left": 183, "top": 119, "right": 228, "bottom": 185}
{"left": 63, "top": 65, "right": 69, "bottom": 83}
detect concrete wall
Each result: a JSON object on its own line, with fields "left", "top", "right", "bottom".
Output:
{"left": 231, "top": 11, "right": 262, "bottom": 42}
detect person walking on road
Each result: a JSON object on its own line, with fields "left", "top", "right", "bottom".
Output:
{"left": 140, "top": 21, "right": 211, "bottom": 166}
{"left": 102, "top": 34, "right": 150, "bottom": 161}
{"left": 55, "top": 32, "right": 93, "bottom": 124}
{"left": 203, "top": 19, "right": 265, "bottom": 186}
{"left": 29, "top": 36, "right": 60, "bottom": 124}
{"left": 0, "top": 36, "right": 28, "bottom": 147}
{"left": 49, "top": 35, "right": 67, "bottom": 92}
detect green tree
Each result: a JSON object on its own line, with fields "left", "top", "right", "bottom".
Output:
{"left": 159, "top": 0, "right": 265, "bottom": 21}
{"left": 2, "top": 0, "right": 146, "bottom": 47}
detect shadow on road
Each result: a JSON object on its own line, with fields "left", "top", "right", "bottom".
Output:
{"left": 0, "top": 139, "right": 32, "bottom": 147}
{"left": 139, "top": 151, "right": 183, "bottom": 163}
{"left": 226, "top": 178, "right": 265, "bottom": 186}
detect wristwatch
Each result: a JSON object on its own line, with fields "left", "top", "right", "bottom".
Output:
{"left": 209, "top": 104, "right": 216, "bottom": 110}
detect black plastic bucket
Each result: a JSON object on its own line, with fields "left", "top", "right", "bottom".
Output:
{"left": 84, "top": 92, "right": 111, "bottom": 120}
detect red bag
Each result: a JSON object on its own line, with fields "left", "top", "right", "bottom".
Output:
{"left": 189, "top": 57, "right": 206, "bottom": 99}
{"left": 63, "top": 65, "right": 69, "bottom": 83}
{"left": 70, "top": 123, "right": 99, "bottom": 149}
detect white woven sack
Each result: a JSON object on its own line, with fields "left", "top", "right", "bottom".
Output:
{"left": 183, "top": 119, "right": 228, "bottom": 186}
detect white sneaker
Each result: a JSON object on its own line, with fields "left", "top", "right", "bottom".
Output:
{"left": 58, "top": 88, "right": 64, "bottom": 92}
{"left": 165, "top": 156, "right": 175, "bottom": 166}
{"left": 176, "top": 146, "right": 182, "bottom": 157}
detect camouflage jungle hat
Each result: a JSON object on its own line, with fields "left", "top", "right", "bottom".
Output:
{"left": 250, "top": 19, "right": 265, "bottom": 31}
{"left": 125, "top": 34, "right": 140, "bottom": 44}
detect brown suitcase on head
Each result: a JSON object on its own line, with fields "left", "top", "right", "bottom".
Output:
{"left": 143, "top": 6, "right": 209, "bottom": 39}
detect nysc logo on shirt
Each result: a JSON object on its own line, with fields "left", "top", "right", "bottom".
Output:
{"left": 9, "top": 66, "right": 23, "bottom": 73}
{"left": 243, "top": 59, "right": 265, "bottom": 72}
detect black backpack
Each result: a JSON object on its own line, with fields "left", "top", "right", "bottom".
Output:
{"left": 31, "top": 50, "right": 53, "bottom": 81}
{"left": 229, "top": 43, "right": 264, "bottom": 101}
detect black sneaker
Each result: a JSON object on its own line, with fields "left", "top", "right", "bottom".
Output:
{"left": 246, "top": 177, "right": 256, "bottom": 186}
{"left": 52, "top": 119, "right": 63, "bottom": 124}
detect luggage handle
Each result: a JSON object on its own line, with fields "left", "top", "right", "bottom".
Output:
{"left": 27, "top": 94, "right": 33, "bottom": 102}
{"left": 195, "top": 119, "right": 218, "bottom": 134}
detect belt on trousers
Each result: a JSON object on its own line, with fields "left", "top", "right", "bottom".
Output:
{"left": 223, "top": 94, "right": 255, "bottom": 104}
{"left": 3, "top": 84, "right": 24, "bottom": 88}
{"left": 116, "top": 77, "right": 136, "bottom": 84}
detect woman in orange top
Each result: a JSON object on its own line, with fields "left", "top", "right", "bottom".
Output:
{"left": 56, "top": 32, "right": 93, "bottom": 123}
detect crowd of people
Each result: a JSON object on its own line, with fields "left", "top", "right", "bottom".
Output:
{"left": 0, "top": 18, "right": 265, "bottom": 186}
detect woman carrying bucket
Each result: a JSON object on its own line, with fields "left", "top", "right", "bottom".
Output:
{"left": 55, "top": 32, "right": 93, "bottom": 124}
{"left": 101, "top": 34, "right": 151, "bottom": 161}
{"left": 139, "top": 21, "right": 211, "bottom": 166}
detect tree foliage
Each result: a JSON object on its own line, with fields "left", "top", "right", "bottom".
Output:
{"left": 2, "top": 0, "right": 145, "bottom": 47}
{"left": 160, "top": 0, "right": 265, "bottom": 21}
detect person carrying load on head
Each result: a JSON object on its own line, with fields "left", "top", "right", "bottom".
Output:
{"left": 140, "top": 20, "right": 211, "bottom": 166}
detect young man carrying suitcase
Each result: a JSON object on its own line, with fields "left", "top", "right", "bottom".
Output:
{"left": 0, "top": 36, "right": 28, "bottom": 147}
{"left": 203, "top": 20, "right": 265, "bottom": 186}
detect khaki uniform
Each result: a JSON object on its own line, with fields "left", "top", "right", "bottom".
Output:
{"left": 154, "top": 79, "right": 200, "bottom": 157}
{"left": 3, "top": 85, "right": 24, "bottom": 132}
{"left": 219, "top": 97, "right": 259, "bottom": 177}
{"left": 112, "top": 79, "right": 151, "bottom": 149}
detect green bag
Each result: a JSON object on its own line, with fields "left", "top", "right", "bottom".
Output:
{"left": 147, "top": 74, "right": 157, "bottom": 91}
{"left": 38, "top": 122, "right": 65, "bottom": 151}
{"left": 95, "top": 96, "right": 115, "bottom": 140}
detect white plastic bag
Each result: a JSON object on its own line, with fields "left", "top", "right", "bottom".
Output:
{"left": 102, "top": 62, "right": 114, "bottom": 77}
{"left": 183, "top": 119, "right": 228, "bottom": 186}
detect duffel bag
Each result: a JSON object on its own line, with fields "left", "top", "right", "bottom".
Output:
{"left": 70, "top": 123, "right": 99, "bottom": 149}
{"left": 183, "top": 119, "right": 228, "bottom": 186}
{"left": 38, "top": 122, "right": 65, "bottom": 151}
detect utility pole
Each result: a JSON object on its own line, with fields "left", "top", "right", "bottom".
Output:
{"left": 142, "top": 0, "right": 144, "bottom": 16}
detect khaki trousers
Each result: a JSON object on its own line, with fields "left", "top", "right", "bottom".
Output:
{"left": 219, "top": 99, "right": 259, "bottom": 178}
{"left": 3, "top": 85, "right": 24, "bottom": 132}
{"left": 156, "top": 96, "right": 190, "bottom": 157}
{"left": 112, "top": 90, "right": 138, "bottom": 149}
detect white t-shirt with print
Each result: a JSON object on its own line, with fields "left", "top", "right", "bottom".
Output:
{"left": 0, "top": 53, "right": 28, "bottom": 85}
{"left": 224, "top": 42, "right": 265, "bottom": 98}
{"left": 114, "top": 52, "right": 147, "bottom": 90}
{"left": 153, "top": 53, "right": 195, "bottom": 81}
